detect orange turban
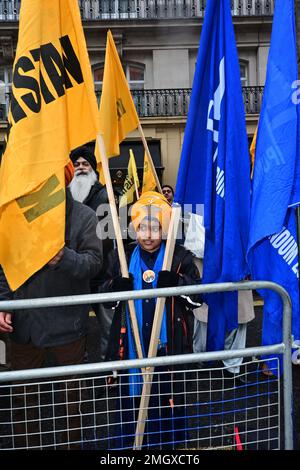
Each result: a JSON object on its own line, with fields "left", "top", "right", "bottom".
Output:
{"left": 64, "top": 160, "right": 75, "bottom": 186}
{"left": 131, "top": 191, "right": 172, "bottom": 235}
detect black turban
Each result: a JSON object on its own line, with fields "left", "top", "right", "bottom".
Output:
{"left": 70, "top": 146, "right": 97, "bottom": 174}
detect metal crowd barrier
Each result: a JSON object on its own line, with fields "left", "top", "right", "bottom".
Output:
{"left": 0, "top": 281, "right": 293, "bottom": 450}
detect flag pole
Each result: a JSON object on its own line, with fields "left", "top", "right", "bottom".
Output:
{"left": 130, "top": 148, "right": 140, "bottom": 200}
{"left": 134, "top": 175, "right": 140, "bottom": 200}
{"left": 137, "top": 123, "right": 162, "bottom": 193}
{"left": 96, "top": 134, "right": 144, "bottom": 361}
{"left": 133, "top": 204, "right": 181, "bottom": 449}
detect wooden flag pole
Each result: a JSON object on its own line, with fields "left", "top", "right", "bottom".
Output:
{"left": 96, "top": 134, "right": 144, "bottom": 361}
{"left": 133, "top": 204, "right": 182, "bottom": 449}
{"left": 138, "top": 123, "right": 162, "bottom": 194}
{"left": 134, "top": 177, "right": 140, "bottom": 200}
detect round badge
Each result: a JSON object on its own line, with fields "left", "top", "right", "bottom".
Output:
{"left": 143, "top": 270, "right": 156, "bottom": 284}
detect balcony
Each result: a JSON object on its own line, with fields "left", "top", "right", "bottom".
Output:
{"left": 0, "top": 1, "right": 274, "bottom": 21}
{"left": 0, "top": 86, "right": 263, "bottom": 122}
{"left": 95, "top": 86, "right": 263, "bottom": 117}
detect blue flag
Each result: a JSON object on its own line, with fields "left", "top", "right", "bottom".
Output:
{"left": 175, "top": 0, "right": 250, "bottom": 351}
{"left": 247, "top": 0, "right": 300, "bottom": 372}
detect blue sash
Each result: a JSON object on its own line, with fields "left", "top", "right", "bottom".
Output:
{"left": 126, "top": 243, "right": 167, "bottom": 396}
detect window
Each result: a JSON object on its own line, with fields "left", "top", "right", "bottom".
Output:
{"left": 126, "top": 63, "right": 144, "bottom": 90}
{"left": 93, "top": 62, "right": 145, "bottom": 91}
{"left": 93, "top": 67, "right": 104, "bottom": 84}
{"left": 0, "top": 67, "right": 12, "bottom": 120}
{"left": 239, "top": 61, "right": 248, "bottom": 86}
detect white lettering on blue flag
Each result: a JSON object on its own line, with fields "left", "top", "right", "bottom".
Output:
{"left": 269, "top": 227, "right": 299, "bottom": 278}
{"left": 206, "top": 57, "right": 225, "bottom": 199}
{"left": 216, "top": 166, "right": 225, "bottom": 198}
{"left": 175, "top": 0, "right": 251, "bottom": 352}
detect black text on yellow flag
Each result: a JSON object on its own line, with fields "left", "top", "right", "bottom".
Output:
{"left": 0, "top": 0, "right": 99, "bottom": 290}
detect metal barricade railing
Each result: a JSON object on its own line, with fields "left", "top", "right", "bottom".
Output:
{"left": 0, "top": 281, "right": 293, "bottom": 450}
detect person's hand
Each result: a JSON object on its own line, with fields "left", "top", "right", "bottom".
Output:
{"left": 48, "top": 248, "right": 64, "bottom": 267}
{"left": 157, "top": 270, "right": 180, "bottom": 288}
{"left": 111, "top": 274, "right": 134, "bottom": 292}
{"left": 0, "top": 312, "right": 13, "bottom": 333}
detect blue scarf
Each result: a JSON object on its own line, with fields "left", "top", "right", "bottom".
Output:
{"left": 126, "top": 243, "right": 167, "bottom": 396}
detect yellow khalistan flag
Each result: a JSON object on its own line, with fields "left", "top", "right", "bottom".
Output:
{"left": 119, "top": 149, "right": 140, "bottom": 208}
{"left": 142, "top": 152, "right": 156, "bottom": 193}
{"left": 97, "top": 30, "right": 139, "bottom": 159}
{"left": 98, "top": 162, "right": 105, "bottom": 185}
{"left": 0, "top": 0, "right": 99, "bottom": 290}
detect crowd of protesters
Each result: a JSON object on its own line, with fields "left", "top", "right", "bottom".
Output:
{"left": 0, "top": 145, "right": 257, "bottom": 449}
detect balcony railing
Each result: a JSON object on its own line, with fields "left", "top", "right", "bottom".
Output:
{"left": 0, "top": 1, "right": 274, "bottom": 21}
{"left": 242, "top": 86, "right": 264, "bottom": 115}
{"left": 0, "top": 86, "right": 263, "bottom": 122}
{"left": 95, "top": 86, "right": 263, "bottom": 117}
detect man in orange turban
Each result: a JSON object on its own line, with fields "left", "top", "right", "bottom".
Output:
{"left": 99, "top": 191, "right": 202, "bottom": 449}
{"left": 130, "top": 190, "right": 172, "bottom": 237}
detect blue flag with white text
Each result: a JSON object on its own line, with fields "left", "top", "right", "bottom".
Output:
{"left": 175, "top": 0, "right": 250, "bottom": 351}
{"left": 247, "top": 0, "right": 300, "bottom": 372}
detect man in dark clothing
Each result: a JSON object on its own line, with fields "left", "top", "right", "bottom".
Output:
{"left": 0, "top": 168, "right": 103, "bottom": 448}
{"left": 0, "top": 189, "right": 102, "bottom": 349}
{"left": 100, "top": 191, "right": 202, "bottom": 449}
{"left": 70, "top": 145, "right": 114, "bottom": 360}
{"left": 162, "top": 184, "right": 174, "bottom": 205}
{"left": 70, "top": 145, "right": 108, "bottom": 211}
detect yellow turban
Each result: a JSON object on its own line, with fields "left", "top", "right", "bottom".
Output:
{"left": 131, "top": 191, "right": 172, "bottom": 234}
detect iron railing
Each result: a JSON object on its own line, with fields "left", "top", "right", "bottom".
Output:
{"left": 242, "top": 85, "right": 264, "bottom": 114}
{"left": 0, "top": 86, "right": 263, "bottom": 121}
{"left": 0, "top": 280, "right": 294, "bottom": 449}
{"left": 0, "top": 1, "right": 274, "bottom": 21}
{"left": 95, "top": 86, "right": 264, "bottom": 117}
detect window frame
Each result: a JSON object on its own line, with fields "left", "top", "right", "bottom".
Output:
{"left": 93, "top": 61, "right": 145, "bottom": 91}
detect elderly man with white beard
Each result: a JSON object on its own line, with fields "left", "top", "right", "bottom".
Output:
{"left": 70, "top": 146, "right": 108, "bottom": 211}
{"left": 70, "top": 145, "right": 114, "bottom": 361}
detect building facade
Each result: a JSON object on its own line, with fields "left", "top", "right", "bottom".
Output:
{"left": 0, "top": 0, "right": 274, "bottom": 187}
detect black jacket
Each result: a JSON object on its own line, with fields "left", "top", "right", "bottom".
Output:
{"left": 101, "top": 243, "right": 202, "bottom": 362}
{"left": 83, "top": 181, "right": 108, "bottom": 214}
{"left": 0, "top": 191, "right": 102, "bottom": 348}
{"left": 83, "top": 181, "right": 114, "bottom": 276}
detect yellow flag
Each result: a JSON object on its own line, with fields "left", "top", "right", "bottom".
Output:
{"left": 119, "top": 149, "right": 140, "bottom": 208}
{"left": 250, "top": 126, "right": 257, "bottom": 178}
{"left": 142, "top": 152, "right": 157, "bottom": 193}
{"left": 0, "top": 0, "right": 99, "bottom": 290}
{"left": 98, "top": 30, "right": 139, "bottom": 158}
{"left": 98, "top": 162, "right": 106, "bottom": 186}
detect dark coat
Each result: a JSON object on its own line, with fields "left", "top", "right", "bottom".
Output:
{"left": 83, "top": 181, "right": 114, "bottom": 275}
{"left": 83, "top": 181, "right": 108, "bottom": 213}
{"left": 0, "top": 191, "right": 103, "bottom": 348}
{"left": 101, "top": 243, "right": 202, "bottom": 362}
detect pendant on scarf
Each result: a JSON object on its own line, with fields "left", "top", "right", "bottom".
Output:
{"left": 143, "top": 269, "right": 156, "bottom": 284}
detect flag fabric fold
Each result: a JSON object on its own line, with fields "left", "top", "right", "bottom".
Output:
{"left": 247, "top": 0, "right": 300, "bottom": 367}
{"left": 250, "top": 126, "right": 257, "bottom": 178}
{"left": 0, "top": 0, "right": 99, "bottom": 290}
{"left": 98, "top": 30, "right": 139, "bottom": 160}
{"left": 119, "top": 149, "right": 140, "bottom": 208}
{"left": 175, "top": 0, "right": 250, "bottom": 351}
{"left": 142, "top": 152, "right": 156, "bottom": 193}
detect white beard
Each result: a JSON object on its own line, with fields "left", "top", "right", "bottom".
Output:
{"left": 69, "top": 171, "right": 97, "bottom": 203}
